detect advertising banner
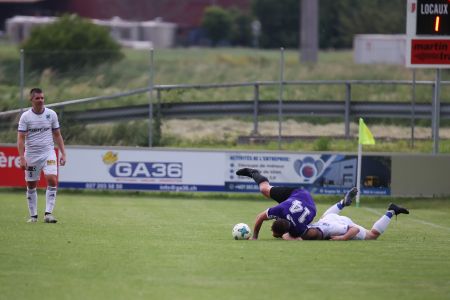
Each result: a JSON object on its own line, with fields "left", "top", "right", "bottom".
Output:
{"left": 225, "top": 153, "right": 391, "bottom": 195}
{"left": 58, "top": 147, "right": 391, "bottom": 195}
{"left": 59, "top": 148, "right": 226, "bottom": 192}
{"left": 0, "top": 145, "right": 53, "bottom": 188}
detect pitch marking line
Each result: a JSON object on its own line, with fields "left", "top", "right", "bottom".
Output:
{"left": 362, "top": 207, "right": 450, "bottom": 232}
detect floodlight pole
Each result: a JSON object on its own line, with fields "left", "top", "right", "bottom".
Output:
{"left": 278, "top": 47, "right": 285, "bottom": 150}
{"left": 148, "top": 48, "right": 154, "bottom": 148}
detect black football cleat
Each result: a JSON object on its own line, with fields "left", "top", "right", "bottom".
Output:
{"left": 388, "top": 203, "right": 409, "bottom": 215}
{"left": 236, "top": 168, "right": 259, "bottom": 178}
{"left": 343, "top": 187, "right": 358, "bottom": 206}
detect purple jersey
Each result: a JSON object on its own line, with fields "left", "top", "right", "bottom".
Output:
{"left": 267, "top": 189, "right": 317, "bottom": 237}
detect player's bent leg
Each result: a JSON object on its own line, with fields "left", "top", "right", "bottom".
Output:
{"left": 269, "top": 186, "right": 296, "bottom": 204}
{"left": 259, "top": 181, "right": 272, "bottom": 198}
{"left": 236, "top": 168, "right": 268, "bottom": 185}
{"left": 322, "top": 187, "right": 358, "bottom": 217}
{"left": 365, "top": 229, "right": 381, "bottom": 240}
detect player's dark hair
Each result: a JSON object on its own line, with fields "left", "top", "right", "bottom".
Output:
{"left": 302, "top": 228, "right": 323, "bottom": 240}
{"left": 271, "top": 219, "right": 290, "bottom": 237}
{"left": 30, "top": 88, "right": 43, "bottom": 96}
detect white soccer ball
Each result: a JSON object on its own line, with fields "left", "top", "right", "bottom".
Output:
{"left": 232, "top": 223, "right": 251, "bottom": 240}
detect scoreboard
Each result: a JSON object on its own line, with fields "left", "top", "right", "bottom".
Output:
{"left": 406, "top": 0, "right": 450, "bottom": 68}
{"left": 416, "top": 0, "right": 450, "bottom": 35}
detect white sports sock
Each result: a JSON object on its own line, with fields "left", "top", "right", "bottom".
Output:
{"left": 323, "top": 201, "right": 343, "bottom": 216}
{"left": 27, "top": 188, "right": 38, "bottom": 217}
{"left": 372, "top": 215, "right": 392, "bottom": 234}
{"left": 45, "top": 186, "right": 57, "bottom": 214}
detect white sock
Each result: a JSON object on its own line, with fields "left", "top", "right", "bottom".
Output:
{"left": 323, "top": 201, "right": 343, "bottom": 216}
{"left": 372, "top": 214, "right": 392, "bottom": 234}
{"left": 45, "top": 186, "right": 57, "bottom": 214}
{"left": 27, "top": 188, "right": 38, "bottom": 217}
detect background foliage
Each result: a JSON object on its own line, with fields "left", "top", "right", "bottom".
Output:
{"left": 21, "top": 14, "right": 123, "bottom": 72}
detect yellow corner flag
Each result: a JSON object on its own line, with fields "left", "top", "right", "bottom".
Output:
{"left": 359, "top": 118, "right": 375, "bottom": 145}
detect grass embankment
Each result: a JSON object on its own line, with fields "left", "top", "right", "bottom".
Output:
{"left": 1, "top": 44, "right": 449, "bottom": 152}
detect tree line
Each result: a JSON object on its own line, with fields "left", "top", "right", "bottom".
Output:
{"left": 202, "top": 0, "right": 406, "bottom": 49}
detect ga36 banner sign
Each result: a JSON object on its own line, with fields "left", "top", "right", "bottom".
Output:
{"left": 58, "top": 147, "right": 391, "bottom": 195}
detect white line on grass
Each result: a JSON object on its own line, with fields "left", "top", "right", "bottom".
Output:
{"left": 362, "top": 207, "right": 450, "bottom": 232}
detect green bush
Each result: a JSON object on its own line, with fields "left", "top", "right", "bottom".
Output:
{"left": 21, "top": 14, "right": 123, "bottom": 72}
{"left": 313, "top": 137, "right": 331, "bottom": 151}
{"left": 201, "top": 6, "right": 232, "bottom": 46}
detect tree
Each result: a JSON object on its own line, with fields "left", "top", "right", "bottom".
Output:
{"left": 228, "top": 7, "right": 253, "bottom": 47}
{"left": 22, "top": 14, "right": 123, "bottom": 72}
{"left": 252, "top": 0, "right": 299, "bottom": 48}
{"left": 201, "top": 6, "right": 233, "bottom": 46}
{"left": 320, "top": 0, "right": 406, "bottom": 49}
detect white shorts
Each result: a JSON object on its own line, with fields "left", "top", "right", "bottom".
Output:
{"left": 336, "top": 215, "right": 367, "bottom": 240}
{"left": 321, "top": 214, "right": 367, "bottom": 240}
{"left": 351, "top": 225, "right": 367, "bottom": 240}
{"left": 24, "top": 150, "right": 58, "bottom": 182}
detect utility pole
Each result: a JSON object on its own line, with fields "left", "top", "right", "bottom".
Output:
{"left": 300, "top": 0, "right": 318, "bottom": 63}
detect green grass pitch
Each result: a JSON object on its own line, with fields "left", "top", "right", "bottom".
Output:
{"left": 0, "top": 190, "right": 449, "bottom": 300}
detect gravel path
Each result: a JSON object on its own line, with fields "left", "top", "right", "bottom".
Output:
{"left": 162, "top": 119, "right": 450, "bottom": 140}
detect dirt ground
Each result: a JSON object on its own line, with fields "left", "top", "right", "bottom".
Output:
{"left": 162, "top": 119, "right": 450, "bottom": 140}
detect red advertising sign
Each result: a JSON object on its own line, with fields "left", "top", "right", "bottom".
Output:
{"left": 410, "top": 39, "right": 450, "bottom": 65}
{"left": 0, "top": 146, "right": 57, "bottom": 188}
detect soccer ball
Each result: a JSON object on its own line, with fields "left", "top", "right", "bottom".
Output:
{"left": 232, "top": 223, "right": 251, "bottom": 240}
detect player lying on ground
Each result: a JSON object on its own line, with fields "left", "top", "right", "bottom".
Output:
{"left": 236, "top": 168, "right": 409, "bottom": 241}
{"left": 236, "top": 168, "right": 317, "bottom": 240}
{"left": 302, "top": 191, "right": 409, "bottom": 241}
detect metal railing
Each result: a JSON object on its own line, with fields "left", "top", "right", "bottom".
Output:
{"left": 1, "top": 79, "right": 449, "bottom": 151}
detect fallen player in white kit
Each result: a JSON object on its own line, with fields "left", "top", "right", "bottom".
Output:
{"left": 303, "top": 187, "right": 409, "bottom": 241}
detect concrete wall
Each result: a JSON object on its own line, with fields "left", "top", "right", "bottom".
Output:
{"left": 391, "top": 154, "right": 450, "bottom": 197}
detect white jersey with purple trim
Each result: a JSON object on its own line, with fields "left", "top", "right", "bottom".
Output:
{"left": 309, "top": 213, "right": 367, "bottom": 240}
{"left": 18, "top": 107, "right": 60, "bottom": 162}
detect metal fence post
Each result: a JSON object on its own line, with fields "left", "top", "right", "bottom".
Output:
{"left": 19, "top": 49, "right": 24, "bottom": 113}
{"left": 157, "top": 89, "right": 161, "bottom": 115}
{"left": 252, "top": 83, "right": 259, "bottom": 135}
{"left": 432, "top": 69, "right": 441, "bottom": 154}
{"left": 410, "top": 69, "right": 416, "bottom": 148}
{"left": 148, "top": 48, "right": 154, "bottom": 148}
{"left": 344, "top": 82, "right": 351, "bottom": 138}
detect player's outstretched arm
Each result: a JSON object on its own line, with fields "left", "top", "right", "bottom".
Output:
{"left": 281, "top": 233, "right": 303, "bottom": 241}
{"left": 252, "top": 210, "right": 269, "bottom": 240}
{"left": 330, "top": 226, "right": 359, "bottom": 241}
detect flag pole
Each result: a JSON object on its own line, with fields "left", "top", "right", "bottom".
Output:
{"left": 356, "top": 143, "right": 362, "bottom": 207}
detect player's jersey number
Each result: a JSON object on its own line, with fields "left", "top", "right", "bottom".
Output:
{"left": 286, "top": 200, "right": 311, "bottom": 225}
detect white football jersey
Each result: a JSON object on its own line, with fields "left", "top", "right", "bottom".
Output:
{"left": 309, "top": 213, "right": 367, "bottom": 240}
{"left": 309, "top": 213, "right": 349, "bottom": 239}
{"left": 18, "top": 107, "right": 60, "bottom": 162}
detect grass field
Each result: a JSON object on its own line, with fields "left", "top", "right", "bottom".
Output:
{"left": 0, "top": 190, "right": 449, "bottom": 300}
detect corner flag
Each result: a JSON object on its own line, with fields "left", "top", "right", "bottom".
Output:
{"left": 359, "top": 118, "right": 375, "bottom": 145}
{"left": 356, "top": 118, "right": 375, "bottom": 207}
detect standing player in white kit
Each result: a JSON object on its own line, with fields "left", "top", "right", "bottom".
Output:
{"left": 17, "top": 88, "right": 67, "bottom": 223}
